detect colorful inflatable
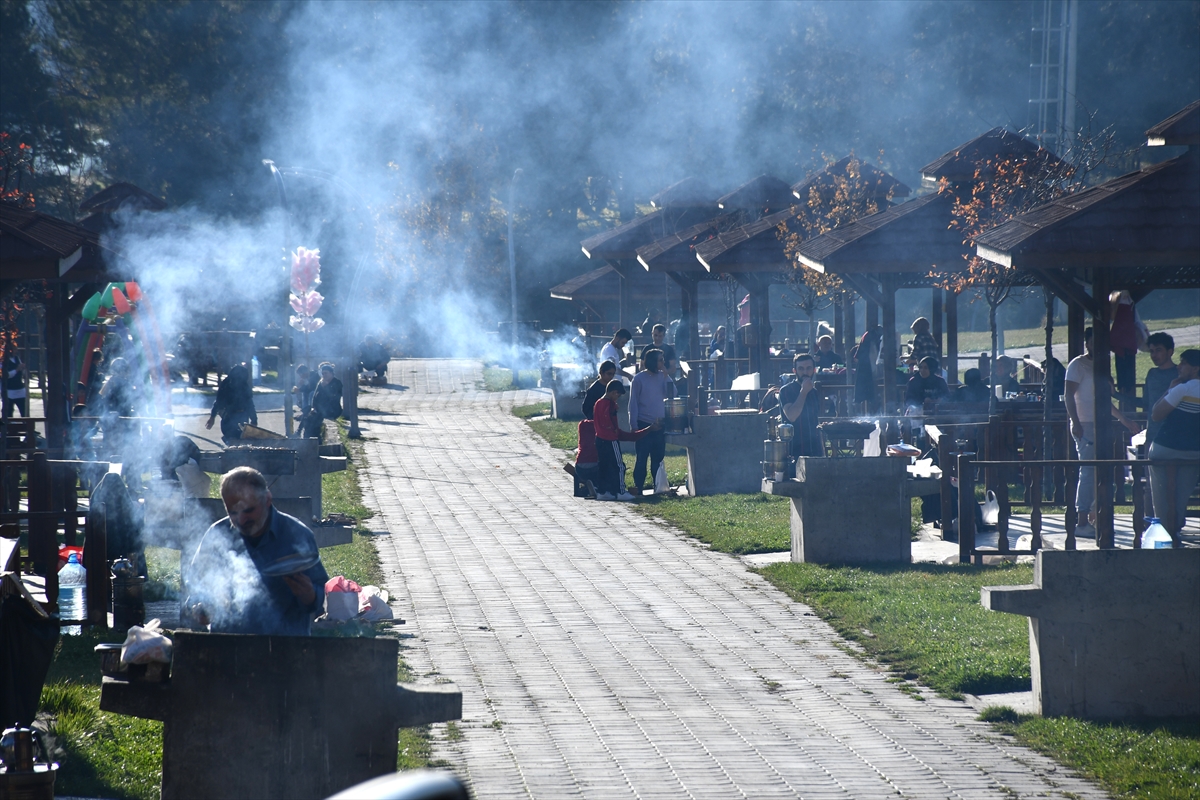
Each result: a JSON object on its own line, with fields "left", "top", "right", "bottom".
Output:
{"left": 70, "top": 281, "right": 172, "bottom": 416}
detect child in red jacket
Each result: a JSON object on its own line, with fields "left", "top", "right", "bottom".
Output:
{"left": 574, "top": 418, "right": 599, "bottom": 497}
{"left": 593, "top": 380, "right": 657, "bottom": 501}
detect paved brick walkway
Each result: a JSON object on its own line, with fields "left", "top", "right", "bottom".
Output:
{"left": 361, "top": 360, "right": 1107, "bottom": 800}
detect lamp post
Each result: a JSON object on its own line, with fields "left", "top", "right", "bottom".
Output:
{"left": 508, "top": 168, "right": 522, "bottom": 372}
{"left": 263, "top": 160, "right": 295, "bottom": 436}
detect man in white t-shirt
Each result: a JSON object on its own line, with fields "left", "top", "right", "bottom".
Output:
{"left": 1063, "top": 326, "right": 1139, "bottom": 536}
{"left": 600, "top": 328, "right": 635, "bottom": 382}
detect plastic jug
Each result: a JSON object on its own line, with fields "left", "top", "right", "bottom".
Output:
{"left": 59, "top": 552, "right": 87, "bottom": 586}
{"left": 1141, "top": 518, "right": 1173, "bottom": 549}
{"left": 251, "top": 355, "right": 262, "bottom": 385}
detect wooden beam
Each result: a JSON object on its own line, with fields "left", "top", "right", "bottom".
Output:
{"left": 1091, "top": 269, "right": 1115, "bottom": 549}
{"left": 880, "top": 274, "right": 898, "bottom": 413}
{"left": 1029, "top": 268, "right": 1099, "bottom": 317}
{"left": 838, "top": 273, "right": 886, "bottom": 308}
{"left": 946, "top": 290, "right": 959, "bottom": 385}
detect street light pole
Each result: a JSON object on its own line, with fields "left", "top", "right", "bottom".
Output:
{"left": 508, "top": 168, "right": 522, "bottom": 372}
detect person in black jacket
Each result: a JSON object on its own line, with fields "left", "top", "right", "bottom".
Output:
{"left": 301, "top": 362, "right": 343, "bottom": 438}
{"left": 582, "top": 361, "right": 617, "bottom": 419}
{"left": 206, "top": 363, "right": 258, "bottom": 444}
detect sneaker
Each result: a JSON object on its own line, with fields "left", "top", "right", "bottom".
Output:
{"left": 1074, "top": 522, "right": 1096, "bottom": 538}
{"left": 595, "top": 492, "right": 616, "bottom": 501}
{"left": 616, "top": 491, "right": 637, "bottom": 502}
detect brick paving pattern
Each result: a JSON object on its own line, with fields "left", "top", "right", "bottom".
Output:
{"left": 361, "top": 360, "right": 1108, "bottom": 800}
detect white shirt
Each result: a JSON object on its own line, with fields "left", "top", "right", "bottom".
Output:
{"left": 1065, "top": 354, "right": 1094, "bottom": 423}
{"left": 599, "top": 342, "right": 624, "bottom": 372}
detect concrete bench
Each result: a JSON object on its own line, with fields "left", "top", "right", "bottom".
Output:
{"left": 983, "top": 549, "right": 1200, "bottom": 719}
{"left": 198, "top": 438, "right": 347, "bottom": 517}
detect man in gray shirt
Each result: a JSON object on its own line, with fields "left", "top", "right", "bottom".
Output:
{"left": 1144, "top": 332, "right": 1179, "bottom": 446}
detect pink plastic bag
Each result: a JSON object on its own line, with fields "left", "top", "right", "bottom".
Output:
{"left": 325, "top": 576, "right": 362, "bottom": 594}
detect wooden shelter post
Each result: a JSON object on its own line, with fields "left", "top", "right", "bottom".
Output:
{"left": 880, "top": 275, "right": 898, "bottom": 413}
{"left": 866, "top": 299, "right": 879, "bottom": 329}
{"left": 843, "top": 294, "right": 856, "bottom": 363}
{"left": 44, "top": 290, "right": 69, "bottom": 455}
{"left": 1068, "top": 301, "right": 1085, "bottom": 360}
{"left": 668, "top": 272, "right": 702, "bottom": 399}
{"left": 832, "top": 302, "right": 843, "bottom": 357}
{"left": 932, "top": 288, "right": 943, "bottom": 352}
{"left": 946, "top": 290, "right": 959, "bottom": 385}
{"left": 1091, "top": 271, "right": 1115, "bottom": 549}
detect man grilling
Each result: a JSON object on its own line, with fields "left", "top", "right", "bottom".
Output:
{"left": 768, "top": 353, "right": 824, "bottom": 462}
{"left": 185, "top": 467, "right": 328, "bottom": 635}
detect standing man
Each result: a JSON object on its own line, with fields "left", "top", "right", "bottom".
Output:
{"left": 186, "top": 467, "right": 328, "bottom": 635}
{"left": 1143, "top": 332, "right": 1179, "bottom": 449}
{"left": 1064, "top": 327, "right": 1139, "bottom": 537}
{"left": 206, "top": 362, "right": 258, "bottom": 444}
{"left": 639, "top": 324, "right": 677, "bottom": 374}
{"left": 768, "top": 353, "right": 824, "bottom": 462}
{"left": 2, "top": 341, "right": 28, "bottom": 419}
{"left": 907, "top": 317, "right": 940, "bottom": 368}
{"left": 1148, "top": 349, "right": 1200, "bottom": 541}
{"left": 628, "top": 349, "right": 674, "bottom": 495}
{"left": 600, "top": 328, "right": 635, "bottom": 382}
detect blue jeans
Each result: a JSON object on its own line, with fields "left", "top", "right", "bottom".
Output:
{"left": 1148, "top": 442, "right": 1200, "bottom": 536}
{"left": 1072, "top": 422, "right": 1095, "bottom": 517}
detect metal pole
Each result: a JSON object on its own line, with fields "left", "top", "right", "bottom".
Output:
{"left": 263, "top": 160, "right": 295, "bottom": 437}
{"left": 508, "top": 169, "right": 522, "bottom": 372}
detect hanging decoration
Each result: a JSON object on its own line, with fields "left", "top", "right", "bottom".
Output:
{"left": 289, "top": 247, "right": 325, "bottom": 363}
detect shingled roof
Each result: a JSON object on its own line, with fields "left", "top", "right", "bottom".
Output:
{"left": 636, "top": 213, "right": 736, "bottom": 272}
{"left": 0, "top": 204, "right": 109, "bottom": 281}
{"left": 1146, "top": 99, "right": 1200, "bottom": 147}
{"left": 974, "top": 152, "right": 1200, "bottom": 272}
{"left": 717, "top": 175, "right": 794, "bottom": 211}
{"left": 79, "top": 182, "right": 167, "bottom": 215}
{"left": 649, "top": 177, "right": 716, "bottom": 209}
{"left": 920, "top": 127, "right": 1056, "bottom": 186}
{"left": 794, "top": 192, "right": 965, "bottom": 274}
{"left": 693, "top": 207, "right": 796, "bottom": 272}
{"left": 792, "top": 157, "right": 911, "bottom": 203}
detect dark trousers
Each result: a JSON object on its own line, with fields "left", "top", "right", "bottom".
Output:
{"left": 2, "top": 395, "right": 27, "bottom": 418}
{"left": 633, "top": 427, "right": 665, "bottom": 491}
{"left": 596, "top": 439, "right": 625, "bottom": 496}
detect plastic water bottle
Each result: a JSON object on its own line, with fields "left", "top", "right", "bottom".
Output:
{"left": 251, "top": 355, "right": 262, "bottom": 385}
{"left": 1141, "top": 518, "right": 1173, "bottom": 549}
{"left": 60, "top": 552, "right": 87, "bottom": 585}
{"left": 58, "top": 552, "right": 88, "bottom": 628}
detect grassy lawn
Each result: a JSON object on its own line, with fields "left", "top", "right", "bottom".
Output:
{"left": 635, "top": 493, "right": 790, "bottom": 554}
{"left": 953, "top": 315, "right": 1198, "bottom": 355}
{"left": 481, "top": 366, "right": 541, "bottom": 392}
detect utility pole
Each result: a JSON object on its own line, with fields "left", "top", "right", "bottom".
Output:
{"left": 507, "top": 168, "right": 522, "bottom": 371}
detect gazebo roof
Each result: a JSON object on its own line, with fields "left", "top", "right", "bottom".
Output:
{"left": 649, "top": 177, "right": 717, "bottom": 209}
{"left": 1145, "top": 99, "right": 1200, "bottom": 147}
{"left": 79, "top": 182, "right": 167, "bottom": 215}
{"left": 717, "top": 175, "right": 794, "bottom": 211}
{"left": 694, "top": 207, "right": 796, "bottom": 273}
{"left": 792, "top": 157, "right": 911, "bottom": 202}
{"left": 636, "top": 213, "right": 735, "bottom": 273}
{"left": 793, "top": 192, "right": 964, "bottom": 274}
{"left": 920, "top": 127, "right": 1054, "bottom": 187}
{"left": 0, "top": 204, "right": 112, "bottom": 283}
{"left": 975, "top": 151, "right": 1200, "bottom": 275}
{"left": 550, "top": 263, "right": 669, "bottom": 302}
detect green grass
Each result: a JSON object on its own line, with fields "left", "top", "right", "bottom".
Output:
{"left": 513, "top": 401, "right": 552, "bottom": 419}
{"left": 953, "top": 315, "right": 1198, "bottom": 355}
{"left": 989, "top": 715, "right": 1200, "bottom": 800}
{"left": 759, "top": 561, "right": 1034, "bottom": 698}
{"left": 528, "top": 417, "right": 581, "bottom": 451}
{"left": 634, "top": 493, "right": 791, "bottom": 554}
{"left": 481, "top": 366, "right": 541, "bottom": 392}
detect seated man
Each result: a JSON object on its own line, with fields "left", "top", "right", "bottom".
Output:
{"left": 185, "top": 467, "right": 328, "bottom": 635}
{"left": 991, "top": 356, "right": 1021, "bottom": 396}
{"left": 813, "top": 335, "right": 845, "bottom": 370}
{"left": 358, "top": 335, "right": 390, "bottom": 385}
{"left": 301, "top": 362, "right": 343, "bottom": 439}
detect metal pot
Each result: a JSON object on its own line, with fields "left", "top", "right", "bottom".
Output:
{"left": 777, "top": 422, "right": 794, "bottom": 441}
{"left": 0, "top": 726, "right": 41, "bottom": 772}
{"left": 763, "top": 439, "right": 790, "bottom": 478}
{"left": 664, "top": 397, "right": 688, "bottom": 432}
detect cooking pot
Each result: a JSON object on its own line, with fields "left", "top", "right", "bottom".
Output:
{"left": 0, "top": 727, "right": 44, "bottom": 772}
{"left": 664, "top": 397, "right": 688, "bottom": 432}
{"left": 777, "top": 422, "right": 794, "bottom": 441}
{"left": 763, "top": 439, "right": 790, "bottom": 478}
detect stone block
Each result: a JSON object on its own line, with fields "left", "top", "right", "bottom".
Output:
{"left": 99, "top": 632, "right": 463, "bottom": 800}
{"left": 765, "top": 456, "right": 911, "bottom": 565}
{"left": 983, "top": 549, "right": 1200, "bottom": 719}
{"left": 666, "top": 410, "right": 767, "bottom": 496}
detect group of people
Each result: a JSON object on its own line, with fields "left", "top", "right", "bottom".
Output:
{"left": 574, "top": 325, "right": 680, "bottom": 500}
{"left": 1065, "top": 327, "right": 1198, "bottom": 541}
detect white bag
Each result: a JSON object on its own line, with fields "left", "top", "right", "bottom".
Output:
{"left": 981, "top": 490, "right": 1000, "bottom": 527}
{"left": 175, "top": 461, "right": 211, "bottom": 498}
{"left": 325, "top": 591, "right": 360, "bottom": 621}
{"left": 359, "top": 585, "right": 394, "bottom": 621}
{"left": 121, "top": 619, "right": 173, "bottom": 665}
{"left": 654, "top": 462, "right": 669, "bottom": 493}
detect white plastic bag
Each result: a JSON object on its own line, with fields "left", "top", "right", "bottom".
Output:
{"left": 654, "top": 462, "right": 669, "bottom": 493}
{"left": 358, "top": 585, "right": 394, "bottom": 621}
{"left": 981, "top": 490, "right": 1000, "bottom": 527}
{"left": 325, "top": 591, "right": 360, "bottom": 621}
{"left": 121, "top": 619, "right": 173, "bottom": 665}
{"left": 175, "top": 461, "right": 211, "bottom": 498}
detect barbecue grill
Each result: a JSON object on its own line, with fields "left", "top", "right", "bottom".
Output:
{"left": 817, "top": 420, "right": 876, "bottom": 457}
